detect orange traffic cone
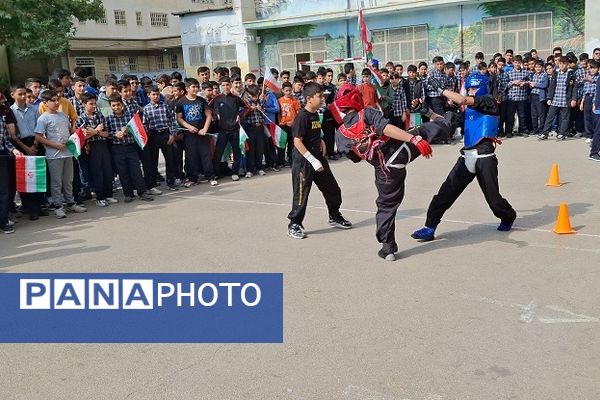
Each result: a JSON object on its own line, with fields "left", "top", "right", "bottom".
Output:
{"left": 553, "top": 202, "right": 576, "bottom": 234}
{"left": 545, "top": 163, "right": 562, "bottom": 187}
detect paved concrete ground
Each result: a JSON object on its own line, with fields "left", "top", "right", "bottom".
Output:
{"left": 1, "top": 135, "right": 599, "bottom": 399}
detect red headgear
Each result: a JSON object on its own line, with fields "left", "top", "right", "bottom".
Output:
{"left": 328, "top": 84, "right": 364, "bottom": 124}
{"left": 335, "top": 84, "right": 364, "bottom": 112}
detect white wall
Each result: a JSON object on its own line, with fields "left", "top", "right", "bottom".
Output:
{"left": 180, "top": 7, "right": 259, "bottom": 76}
{"left": 73, "top": 0, "right": 186, "bottom": 40}
{"left": 585, "top": 0, "right": 600, "bottom": 53}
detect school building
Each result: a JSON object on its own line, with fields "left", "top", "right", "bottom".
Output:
{"left": 177, "top": 0, "right": 598, "bottom": 76}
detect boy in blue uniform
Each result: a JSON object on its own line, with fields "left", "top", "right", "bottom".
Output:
{"left": 412, "top": 75, "right": 517, "bottom": 241}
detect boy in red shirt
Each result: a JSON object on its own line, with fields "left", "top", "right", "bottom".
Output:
{"left": 357, "top": 68, "right": 378, "bottom": 108}
{"left": 278, "top": 82, "right": 301, "bottom": 165}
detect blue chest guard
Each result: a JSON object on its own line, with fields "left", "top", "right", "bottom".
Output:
{"left": 463, "top": 107, "right": 499, "bottom": 149}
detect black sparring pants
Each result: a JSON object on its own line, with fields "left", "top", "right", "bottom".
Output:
{"left": 372, "top": 164, "right": 406, "bottom": 254}
{"left": 288, "top": 150, "right": 342, "bottom": 226}
{"left": 425, "top": 155, "right": 516, "bottom": 228}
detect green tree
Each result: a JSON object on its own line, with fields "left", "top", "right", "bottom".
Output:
{"left": 0, "top": 0, "right": 103, "bottom": 58}
{"left": 480, "top": 0, "right": 584, "bottom": 38}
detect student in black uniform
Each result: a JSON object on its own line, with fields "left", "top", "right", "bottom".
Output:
{"left": 331, "top": 84, "right": 437, "bottom": 261}
{"left": 287, "top": 82, "right": 352, "bottom": 239}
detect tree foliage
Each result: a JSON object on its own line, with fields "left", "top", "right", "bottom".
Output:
{"left": 0, "top": 0, "right": 103, "bottom": 58}
{"left": 480, "top": 0, "right": 584, "bottom": 37}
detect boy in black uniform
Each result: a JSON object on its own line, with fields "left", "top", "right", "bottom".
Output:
{"left": 411, "top": 76, "right": 517, "bottom": 242}
{"left": 287, "top": 82, "right": 352, "bottom": 239}
{"left": 331, "top": 84, "right": 436, "bottom": 261}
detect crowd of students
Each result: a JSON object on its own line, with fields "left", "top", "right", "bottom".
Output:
{"left": 1, "top": 45, "right": 599, "bottom": 234}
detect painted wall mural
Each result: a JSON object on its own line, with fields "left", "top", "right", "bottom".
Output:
{"left": 257, "top": 0, "right": 585, "bottom": 69}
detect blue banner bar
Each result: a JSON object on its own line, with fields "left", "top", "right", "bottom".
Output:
{"left": 0, "top": 273, "right": 283, "bottom": 343}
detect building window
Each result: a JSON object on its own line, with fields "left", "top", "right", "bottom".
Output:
{"left": 170, "top": 54, "right": 179, "bottom": 69}
{"left": 210, "top": 45, "right": 237, "bottom": 68}
{"left": 114, "top": 10, "right": 126, "bottom": 25}
{"left": 371, "top": 25, "right": 428, "bottom": 66}
{"left": 482, "top": 12, "right": 552, "bottom": 60}
{"left": 136, "top": 12, "right": 143, "bottom": 26}
{"left": 96, "top": 8, "right": 107, "bottom": 24}
{"left": 128, "top": 57, "right": 138, "bottom": 72}
{"left": 150, "top": 12, "right": 168, "bottom": 27}
{"left": 75, "top": 57, "right": 95, "bottom": 67}
{"left": 278, "top": 37, "right": 326, "bottom": 71}
{"left": 189, "top": 46, "right": 207, "bottom": 66}
{"left": 156, "top": 55, "right": 165, "bottom": 70}
{"left": 108, "top": 57, "right": 118, "bottom": 72}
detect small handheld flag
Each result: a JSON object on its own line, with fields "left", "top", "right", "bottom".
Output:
{"left": 126, "top": 113, "right": 148, "bottom": 149}
{"left": 263, "top": 67, "right": 282, "bottom": 93}
{"left": 65, "top": 127, "right": 87, "bottom": 159}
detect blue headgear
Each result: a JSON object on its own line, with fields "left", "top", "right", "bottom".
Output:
{"left": 464, "top": 73, "right": 489, "bottom": 96}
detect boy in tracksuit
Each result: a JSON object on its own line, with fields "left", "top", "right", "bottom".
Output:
{"left": 210, "top": 76, "right": 246, "bottom": 181}
{"left": 538, "top": 56, "right": 578, "bottom": 140}
{"left": 287, "top": 82, "right": 352, "bottom": 239}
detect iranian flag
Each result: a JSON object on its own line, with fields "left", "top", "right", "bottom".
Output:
{"left": 239, "top": 125, "right": 250, "bottom": 152}
{"left": 126, "top": 112, "right": 148, "bottom": 149}
{"left": 66, "top": 127, "right": 87, "bottom": 159}
{"left": 263, "top": 66, "right": 282, "bottom": 93}
{"left": 15, "top": 156, "right": 47, "bottom": 193}
{"left": 358, "top": 8, "right": 372, "bottom": 54}
{"left": 405, "top": 113, "right": 423, "bottom": 129}
{"left": 265, "top": 123, "right": 287, "bottom": 149}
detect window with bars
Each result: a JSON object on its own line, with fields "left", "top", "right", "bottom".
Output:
{"left": 96, "top": 8, "right": 107, "bottom": 24}
{"left": 114, "top": 10, "right": 126, "bottom": 25}
{"left": 189, "top": 46, "right": 206, "bottom": 66}
{"left": 170, "top": 54, "right": 179, "bottom": 69}
{"left": 75, "top": 57, "right": 95, "bottom": 67}
{"left": 371, "top": 25, "right": 428, "bottom": 66}
{"left": 156, "top": 55, "right": 165, "bottom": 70}
{"left": 277, "top": 37, "right": 326, "bottom": 71}
{"left": 482, "top": 12, "right": 552, "bottom": 60}
{"left": 210, "top": 45, "right": 237, "bottom": 68}
{"left": 129, "top": 57, "right": 138, "bottom": 72}
{"left": 108, "top": 57, "right": 118, "bottom": 72}
{"left": 150, "top": 12, "right": 168, "bottom": 27}
{"left": 136, "top": 11, "right": 143, "bottom": 26}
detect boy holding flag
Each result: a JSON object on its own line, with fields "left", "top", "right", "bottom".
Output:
{"left": 35, "top": 90, "right": 87, "bottom": 218}
{"left": 106, "top": 96, "right": 153, "bottom": 203}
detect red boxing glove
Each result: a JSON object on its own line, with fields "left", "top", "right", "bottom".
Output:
{"left": 410, "top": 135, "right": 432, "bottom": 158}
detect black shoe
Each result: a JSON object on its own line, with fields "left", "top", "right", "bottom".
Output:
{"left": 79, "top": 191, "right": 93, "bottom": 201}
{"left": 1, "top": 224, "right": 15, "bottom": 234}
{"left": 38, "top": 209, "right": 50, "bottom": 217}
{"left": 588, "top": 153, "right": 600, "bottom": 162}
{"left": 139, "top": 193, "right": 154, "bottom": 201}
{"left": 328, "top": 154, "right": 340, "bottom": 160}
{"left": 328, "top": 215, "right": 352, "bottom": 229}
{"left": 157, "top": 173, "right": 166, "bottom": 182}
{"left": 377, "top": 249, "right": 396, "bottom": 261}
{"left": 29, "top": 213, "right": 39, "bottom": 221}
{"left": 287, "top": 223, "right": 307, "bottom": 239}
